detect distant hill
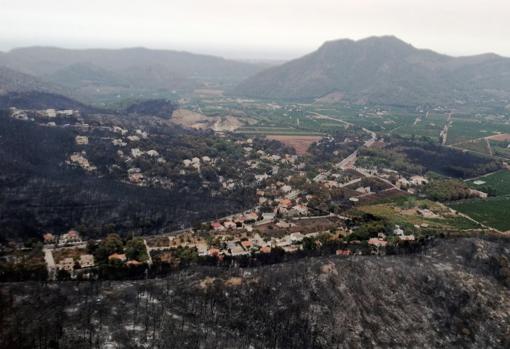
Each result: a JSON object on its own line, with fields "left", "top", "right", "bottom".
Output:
{"left": 234, "top": 36, "right": 510, "bottom": 106}
{"left": 0, "top": 47, "right": 266, "bottom": 103}
{"left": 0, "top": 91, "right": 95, "bottom": 111}
{"left": 0, "top": 66, "right": 61, "bottom": 94}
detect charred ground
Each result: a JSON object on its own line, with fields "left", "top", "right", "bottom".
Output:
{"left": 1, "top": 237, "right": 509, "bottom": 349}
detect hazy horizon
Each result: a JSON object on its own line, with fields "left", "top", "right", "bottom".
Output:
{"left": 1, "top": 0, "right": 510, "bottom": 60}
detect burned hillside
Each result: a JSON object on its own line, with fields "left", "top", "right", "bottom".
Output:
{"left": 2, "top": 237, "right": 509, "bottom": 348}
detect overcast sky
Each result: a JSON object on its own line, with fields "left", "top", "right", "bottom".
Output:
{"left": 1, "top": 0, "right": 509, "bottom": 60}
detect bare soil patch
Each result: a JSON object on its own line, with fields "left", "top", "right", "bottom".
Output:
{"left": 486, "top": 133, "right": 510, "bottom": 142}
{"left": 266, "top": 135, "right": 322, "bottom": 155}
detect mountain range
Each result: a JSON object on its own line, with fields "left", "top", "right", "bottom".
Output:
{"left": 0, "top": 47, "right": 267, "bottom": 104}
{"left": 1, "top": 37, "right": 510, "bottom": 107}
{"left": 233, "top": 36, "right": 510, "bottom": 106}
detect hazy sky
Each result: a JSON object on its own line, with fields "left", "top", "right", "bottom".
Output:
{"left": 1, "top": 0, "right": 509, "bottom": 60}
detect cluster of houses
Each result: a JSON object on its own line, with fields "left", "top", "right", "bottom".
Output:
{"left": 203, "top": 231, "right": 322, "bottom": 257}
{"left": 177, "top": 137, "right": 304, "bottom": 192}
{"left": 255, "top": 181, "right": 311, "bottom": 217}
{"left": 367, "top": 225, "right": 416, "bottom": 253}
{"left": 43, "top": 230, "right": 83, "bottom": 246}
{"left": 54, "top": 251, "right": 143, "bottom": 274}
{"left": 182, "top": 156, "right": 213, "bottom": 170}
{"left": 210, "top": 211, "right": 260, "bottom": 233}
{"left": 9, "top": 107, "right": 78, "bottom": 123}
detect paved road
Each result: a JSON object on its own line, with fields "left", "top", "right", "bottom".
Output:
{"left": 143, "top": 239, "right": 153, "bottom": 265}
{"left": 336, "top": 127, "right": 377, "bottom": 170}
{"left": 43, "top": 248, "right": 56, "bottom": 280}
{"left": 309, "top": 112, "right": 353, "bottom": 127}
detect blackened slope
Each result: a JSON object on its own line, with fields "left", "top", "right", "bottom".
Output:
{"left": 0, "top": 114, "right": 255, "bottom": 242}
{"left": 0, "top": 91, "right": 96, "bottom": 111}
{"left": 1, "top": 238, "right": 509, "bottom": 348}
{"left": 125, "top": 99, "right": 177, "bottom": 118}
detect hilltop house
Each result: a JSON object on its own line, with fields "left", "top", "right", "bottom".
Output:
{"left": 368, "top": 238, "right": 387, "bottom": 247}
{"left": 211, "top": 221, "right": 225, "bottom": 231}
{"left": 79, "top": 254, "right": 95, "bottom": 268}
{"left": 244, "top": 212, "right": 259, "bottom": 222}
{"left": 45, "top": 109, "right": 57, "bottom": 118}
{"left": 278, "top": 198, "right": 293, "bottom": 209}
{"left": 393, "top": 225, "right": 404, "bottom": 237}
{"left": 336, "top": 249, "right": 352, "bottom": 256}
{"left": 396, "top": 177, "right": 411, "bottom": 189}
{"left": 59, "top": 230, "right": 82, "bottom": 245}
{"left": 108, "top": 253, "right": 127, "bottom": 262}
{"left": 410, "top": 176, "right": 428, "bottom": 186}
{"left": 43, "top": 233, "right": 55, "bottom": 244}
{"left": 289, "top": 204, "right": 309, "bottom": 216}
{"left": 57, "top": 258, "right": 75, "bottom": 272}
{"left": 223, "top": 221, "right": 237, "bottom": 230}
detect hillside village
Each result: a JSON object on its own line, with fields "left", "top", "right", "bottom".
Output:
{"left": 1, "top": 105, "right": 500, "bottom": 282}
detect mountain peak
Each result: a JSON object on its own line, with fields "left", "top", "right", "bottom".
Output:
{"left": 319, "top": 35, "right": 414, "bottom": 53}
{"left": 234, "top": 35, "right": 510, "bottom": 105}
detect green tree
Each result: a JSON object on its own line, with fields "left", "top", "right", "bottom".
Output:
{"left": 302, "top": 237, "right": 317, "bottom": 251}
{"left": 94, "top": 233, "right": 124, "bottom": 264}
{"left": 125, "top": 238, "right": 148, "bottom": 262}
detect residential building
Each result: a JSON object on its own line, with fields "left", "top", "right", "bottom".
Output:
{"left": 368, "top": 238, "right": 388, "bottom": 247}
{"left": 43, "top": 233, "right": 55, "bottom": 244}
{"left": 57, "top": 257, "right": 75, "bottom": 271}
{"left": 108, "top": 253, "right": 127, "bottom": 262}
{"left": 393, "top": 225, "right": 404, "bottom": 237}
{"left": 79, "top": 254, "right": 95, "bottom": 268}
{"left": 59, "top": 230, "right": 82, "bottom": 245}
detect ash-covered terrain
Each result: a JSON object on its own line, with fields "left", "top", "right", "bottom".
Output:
{"left": 2, "top": 237, "right": 509, "bottom": 348}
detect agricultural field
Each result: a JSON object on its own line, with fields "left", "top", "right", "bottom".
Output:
{"left": 446, "top": 117, "right": 510, "bottom": 145}
{"left": 449, "top": 196, "right": 510, "bottom": 232}
{"left": 455, "top": 139, "right": 492, "bottom": 156}
{"left": 489, "top": 139, "right": 510, "bottom": 159}
{"left": 236, "top": 126, "right": 324, "bottom": 136}
{"left": 467, "top": 170, "right": 510, "bottom": 196}
{"left": 390, "top": 113, "right": 449, "bottom": 142}
{"left": 186, "top": 97, "right": 510, "bottom": 156}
